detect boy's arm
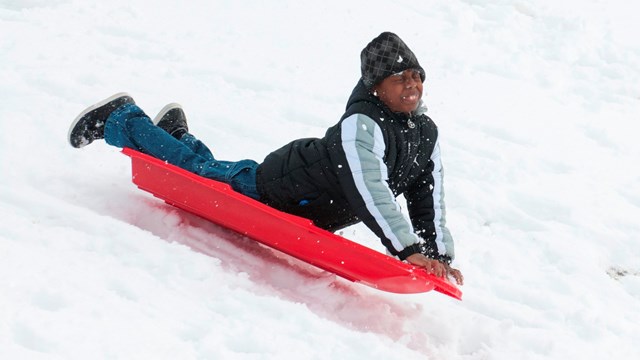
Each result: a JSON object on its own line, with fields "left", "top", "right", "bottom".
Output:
{"left": 332, "top": 113, "right": 424, "bottom": 259}
{"left": 405, "top": 139, "right": 456, "bottom": 263}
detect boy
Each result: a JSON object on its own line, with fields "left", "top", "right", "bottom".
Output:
{"left": 69, "top": 32, "right": 464, "bottom": 285}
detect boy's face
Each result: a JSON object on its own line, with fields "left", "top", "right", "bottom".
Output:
{"left": 373, "top": 69, "right": 423, "bottom": 114}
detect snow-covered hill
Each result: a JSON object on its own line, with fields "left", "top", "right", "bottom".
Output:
{"left": 1, "top": 1, "right": 639, "bottom": 359}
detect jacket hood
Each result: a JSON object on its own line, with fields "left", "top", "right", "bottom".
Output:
{"left": 345, "top": 79, "right": 380, "bottom": 110}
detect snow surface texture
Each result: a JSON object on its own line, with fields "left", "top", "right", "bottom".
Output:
{"left": 1, "top": 0, "right": 639, "bottom": 359}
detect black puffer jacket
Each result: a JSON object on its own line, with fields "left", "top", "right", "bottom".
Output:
{"left": 256, "top": 80, "right": 454, "bottom": 262}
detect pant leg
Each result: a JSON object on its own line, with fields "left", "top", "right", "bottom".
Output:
{"left": 207, "top": 159, "right": 260, "bottom": 199}
{"left": 180, "top": 133, "right": 216, "bottom": 161}
{"left": 170, "top": 132, "right": 260, "bottom": 199}
{"left": 104, "top": 103, "right": 260, "bottom": 200}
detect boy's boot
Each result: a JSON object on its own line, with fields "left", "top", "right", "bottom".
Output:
{"left": 152, "top": 103, "right": 189, "bottom": 140}
{"left": 68, "top": 92, "right": 135, "bottom": 148}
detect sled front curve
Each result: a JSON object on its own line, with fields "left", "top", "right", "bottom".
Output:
{"left": 122, "top": 148, "right": 462, "bottom": 299}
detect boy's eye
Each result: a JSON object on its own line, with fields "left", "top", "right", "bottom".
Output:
{"left": 408, "top": 69, "right": 421, "bottom": 79}
{"left": 389, "top": 69, "right": 422, "bottom": 84}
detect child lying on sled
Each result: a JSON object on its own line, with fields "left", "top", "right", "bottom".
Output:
{"left": 68, "top": 32, "right": 464, "bottom": 285}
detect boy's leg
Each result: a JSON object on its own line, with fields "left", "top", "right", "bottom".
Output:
{"left": 181, "top": 133, "right": 216, "bottom": 161}
{"left": 104, "top": 103, "right": 260, "bottom": 199}
{"left": 151, "top": 103, "right": 215, "bottom": 161}
{"left": 198, "top": 159, "right": 260, "bottom": 200}
{"left": 104, "top": 103, "right": 202, "bottom": 166}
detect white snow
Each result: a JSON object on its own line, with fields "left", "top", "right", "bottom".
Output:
{"left": 1, "top": 0, "right": 639, "bottom": 359}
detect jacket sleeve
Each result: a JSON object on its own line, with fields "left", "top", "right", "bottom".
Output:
{"left": 405, "top": 138, "right": 455, "bottom": 263}
{"left": 334, "top": 113, "right": 424, "bottom": 260}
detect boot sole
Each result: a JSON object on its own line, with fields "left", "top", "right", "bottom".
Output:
{"left": 152, "top": 103, "right": 183, "bottom": 125}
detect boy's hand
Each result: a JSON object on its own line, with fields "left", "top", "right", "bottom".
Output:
{"left": 406, "top": 253, "right": 464, "bottom": 285}
{"left": 443, "top": 262, "right": 464, "bottom": 286}
{"left": 406, "top": 253, "right": 446, "bottom": 276}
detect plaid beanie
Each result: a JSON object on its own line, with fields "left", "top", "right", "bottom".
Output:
{"left": 360, "top": 32, "right": 425, "bottom": 89}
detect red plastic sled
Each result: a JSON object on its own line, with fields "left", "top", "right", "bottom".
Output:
{"left": 123, "top": 148, "right": 462, "bottom": 299}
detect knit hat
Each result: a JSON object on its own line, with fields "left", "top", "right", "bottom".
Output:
{"left": 360, "top": 32, "right": 425, "bottom": 89}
